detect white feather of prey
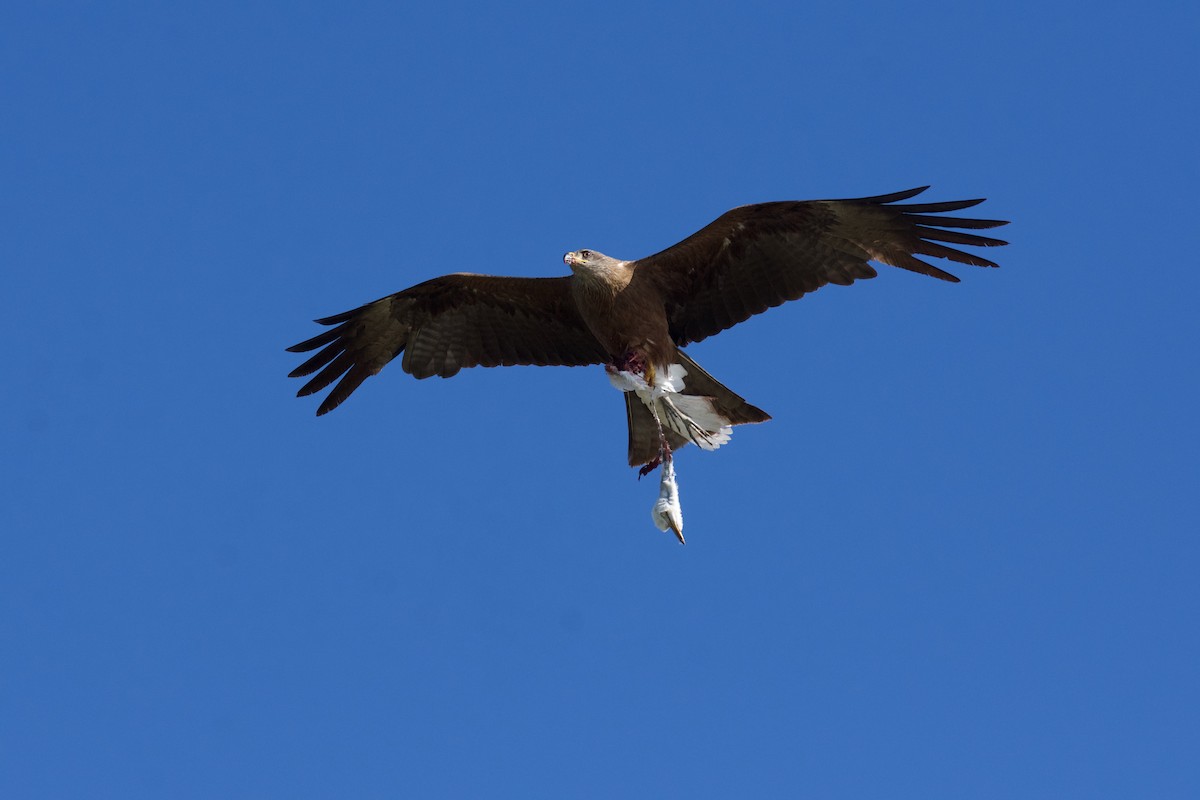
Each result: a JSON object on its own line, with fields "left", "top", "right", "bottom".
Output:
{"left": 606, "top": 364, "right": 734, "bottom": 451}
{"left": 607, "top": 361, "right": 739, "bottom": 543}
{"left": 651, "top": 458, "right": 684, "bottom": 541}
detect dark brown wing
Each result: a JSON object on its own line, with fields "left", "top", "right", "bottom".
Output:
{"left": 287, "top": 274, "right": 606, "bottom": 415}
{"left": 638, "top": 187, "right": 1009, "bottom": 346}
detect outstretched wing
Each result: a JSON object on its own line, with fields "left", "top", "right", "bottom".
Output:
{"left": 638, "top": 187, "right": 1009, "bottom": 346}
{"left": 287, "top": 274, "right": 607, "bottom": 415}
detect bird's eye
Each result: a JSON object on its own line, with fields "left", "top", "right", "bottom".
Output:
{"left": 579, "top": 249, "right": 591, "bottom": 259}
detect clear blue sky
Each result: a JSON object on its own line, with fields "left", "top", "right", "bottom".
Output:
{"left": 3, "top": 1, "right": 1197, "bottom": 797}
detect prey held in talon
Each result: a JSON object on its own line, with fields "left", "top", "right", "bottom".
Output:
{"left": 288, "top": 187, "right": 1008, "bottom": 540}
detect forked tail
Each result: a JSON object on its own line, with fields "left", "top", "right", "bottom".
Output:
{"left": 622, "top": 350, "right": 770, "bottom": 467}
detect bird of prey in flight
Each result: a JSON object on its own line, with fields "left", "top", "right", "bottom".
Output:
{"left": 288, "top": 187, "right": 1008, "bottom": 541}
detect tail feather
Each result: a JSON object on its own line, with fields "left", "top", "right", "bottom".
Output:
{"left": 624, "top": 350, "right": 771, "bottom": 467}
{"left": 674, "top": 352, "right": 771, "bottom": 427}
{"left": 658, "top": 394, "right": 733, "bottom": 450}
{"left": 626, "top": 395, "right": 690, "bottom": 467}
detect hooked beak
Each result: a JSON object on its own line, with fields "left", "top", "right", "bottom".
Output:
{"left": 563, "top": 251, "right": 578, "bottom": 270}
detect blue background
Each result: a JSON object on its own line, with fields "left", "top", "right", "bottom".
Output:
{"left": 4, "top": 1, "right": 1197, "bottom": 797}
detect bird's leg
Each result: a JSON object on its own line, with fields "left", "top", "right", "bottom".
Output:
{"left": 613, "top": 350, "right": 670, "bottom": 476}
{"left": 615, "top": 351, "right": 668, "bottom": 457}
{"left": 636, "top": 429, "right": 673, "bottom": 479}
{"left": 646, "top": 391, "right": 673, "bottom": 467}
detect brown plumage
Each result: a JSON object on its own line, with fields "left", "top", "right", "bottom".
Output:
{"left": 288, "top": 186, "right": 1008, "bottom": 465}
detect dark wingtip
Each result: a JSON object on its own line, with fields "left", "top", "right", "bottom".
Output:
{"left": 851, "top": 186, "right": 930, "bottom": 204}
{"left": 314, "top": 310, "right": 357, "bottom": 326}
{"left": 315, "top": 396, "right": 343, "bottom": 416}
{"left": 899, "top": 197, "right": 988, "bottom": 213}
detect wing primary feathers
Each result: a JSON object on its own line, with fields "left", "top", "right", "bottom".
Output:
{"left": 893, "top": 197, "right": 986, "bottom": 213}
{"left": 297, "top": 351, "right": 356, "bottom": 397}
{"left": 313, "top": 308, "right": 363, "bottom": 326}
{"left": 888, "top": 254, "right": 962, "bottom": 282}
{"left": 288, "top": 341, "right": 346, "bottom": 378}
{"left": 845, "top": 186, "right": 930, "bottom": 203}
{"left": 286, "top": 324, "right": 348, "bottom": 353}
{"left": 915, "top": 240, "right": 1001, "bottom": 268}
{"left": 902, "top": 213, "right": 1008, "bottom": 230}
{"left": 914, "top": 226, "right": 1009, "bottom": 248}
{"left": 318, "top": 364, "right": 372, "bottom": 416}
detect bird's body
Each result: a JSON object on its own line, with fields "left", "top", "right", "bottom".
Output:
{"left": 288, "top": 187, "right": 1008, "bottom": 480}
{"left": 563, "top": 250, "right": 771, "bottom": 469}
{"left": 566, "top": 252, "right": 662, "bottom": 366}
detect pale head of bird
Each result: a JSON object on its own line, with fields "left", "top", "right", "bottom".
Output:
{"left": 563, "top": 249, "right": 629, "bottom": 284}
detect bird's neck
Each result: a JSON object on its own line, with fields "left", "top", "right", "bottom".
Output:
{"left": 571, "top": 263, "right": 630, "bottom": 310}
{"left": 582, "top": 261, "right": 633, "bottom": 292}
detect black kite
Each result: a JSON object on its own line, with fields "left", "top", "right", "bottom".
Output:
{"left": 288, "top": 187, "right": 1008, "bottom": 538}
